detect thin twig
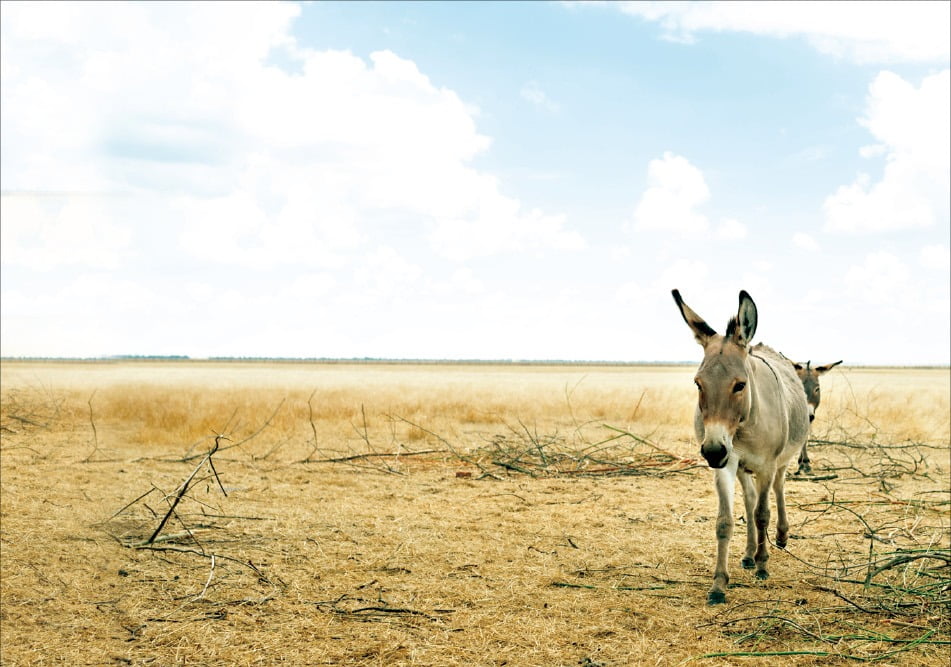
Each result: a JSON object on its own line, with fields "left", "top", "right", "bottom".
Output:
{"left": 145, "top": 436, "right": 224, "bottom": 545}
{"left": 195, "top": 554, "right": 216, "bottom": 600}
{"left": 82, "top": 390, "right": 100, "bottom": 462}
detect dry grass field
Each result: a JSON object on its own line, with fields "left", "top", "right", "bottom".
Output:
{"left": 1, "top": 360, "right": 948, "bottom": 666}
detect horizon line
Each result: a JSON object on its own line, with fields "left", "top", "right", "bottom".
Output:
{"left": 1, "top": 355, "right": 949, "bottom": 370}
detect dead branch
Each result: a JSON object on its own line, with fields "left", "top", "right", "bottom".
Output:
{"left": 7, "top": 414, "right": 46, "bottom": 428}
{"left": 97, "top": 487, "right": 160, "bottom": 525}
{"left": 812, "top": 584, "right": 878, "bottom": 614}
{"left": 300, "top": 388, "right": 322, "bottom": 462}
{"left": 697, "top": 613, "right": 830, "bottom": 644}
{"left": 254, "top": 436, "right": 291, "bottom": 461}
{"left": 788, "top": 473, "right": 839, "bottom": 482}
{"left": 195, "top": 553, "right": 216, "bottom": 600}
{"left": 353, "top": 403, "right": 373, "bottom": 451}
{"left": 601, "top": 424, "right": 694, "bottom": 463}
{"left": 313, "top": 594, "right": 448, "bottom": 623}
{"left": 132, "top": 543, "right": 273, "bottom": 584}
{"left": 179, "top": 399, "right": 284, "bottom": 462}
{"left": 82, "top": 390, "right": 102, "bottom": 462}
{"left": 388, "top": 413, "right": 496, "bottom": 476}
{"left": 809, "top": 438, "right": 946, "bottom": 451}
{"left": 866, "top": 552, "right": 951, "bottom": 582}
{"left": 143, "top": 435, "right": 227, "bottom": 546}
{"left": 304, "top": 448, "right": 445, "bottom": 464}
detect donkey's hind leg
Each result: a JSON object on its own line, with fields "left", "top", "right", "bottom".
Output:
{"left": 796, "top": 442, "right": 811, "bottom": 475}
{"left": 772, "top": 466, "right": 789, "bottom": 548}
{"left": 751, "top": 471, "right": 774, "bottom": 580}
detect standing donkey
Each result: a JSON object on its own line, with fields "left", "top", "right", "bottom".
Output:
{"left": 672, "top": 289, "right": 810, "bottom": 604}
{"left": 791, "top": 360, "right": 843, "bottom": 474}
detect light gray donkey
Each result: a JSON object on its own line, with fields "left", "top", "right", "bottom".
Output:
{"left": 791, "top": 359, "right": 843, "bottom": 474}
{"left": 672, "top": 289, "right": 810, "bottom": 604}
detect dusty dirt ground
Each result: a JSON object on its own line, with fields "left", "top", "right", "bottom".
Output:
{"left": 1, "top": 361, "right": 948, "bottom": 666}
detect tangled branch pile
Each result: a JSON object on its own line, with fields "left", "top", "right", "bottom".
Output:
{"left": 459, "top": 422, "right": 699, "bottom": 479}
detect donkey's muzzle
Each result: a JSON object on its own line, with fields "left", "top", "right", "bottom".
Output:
{"left": 701, "top": 443, "right": 729, "bottom": 469}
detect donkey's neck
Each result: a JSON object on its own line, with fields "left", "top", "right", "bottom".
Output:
{"left": 737, "top": 350, "right": 786, "bottom": 447}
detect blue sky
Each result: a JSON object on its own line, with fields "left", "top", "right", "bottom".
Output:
{"left": 1, "top": 1, "right": 949, "bottom": 364}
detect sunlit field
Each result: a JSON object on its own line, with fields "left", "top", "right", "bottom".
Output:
{"left": 1, "top": 360, "right": 948, "bottom": 666}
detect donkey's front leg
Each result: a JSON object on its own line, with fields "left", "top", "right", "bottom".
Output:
{"left": 738, "top": 470, "right": 757, "bottom": 570}
{"left": 709, "top": 460, "right": 738, "bottom": 604}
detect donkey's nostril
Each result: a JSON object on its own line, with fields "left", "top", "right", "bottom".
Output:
{"left": 809, "top": 414, "right": 815, "bottom": 423}
{"left": 706, "top": 456, "right": 728, "bottom": 469}
{"left": 701, "top": 443, "right": 729, "bottom": 469}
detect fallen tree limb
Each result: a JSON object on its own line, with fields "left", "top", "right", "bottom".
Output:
{"left": 144, "top": 435, "right": 226, "bottom": 546}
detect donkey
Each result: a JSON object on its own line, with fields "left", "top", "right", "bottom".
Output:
{"left": 672, "top": 289, "right": 810, "bottom": 604}
{"left": 791, "top": 360, "right": 843, "bottom": 474}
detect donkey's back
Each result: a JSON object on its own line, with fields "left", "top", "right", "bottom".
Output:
{"left": 748, "top": 342, "right": 810, "bottom": 468}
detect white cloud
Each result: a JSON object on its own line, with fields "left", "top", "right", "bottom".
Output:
{"left": 920, "top": 245, "right": 950, "bottom": 272}
{"left": 616, "top": 1, "right": 950, "bottom": 64}
{"left": 427, "top": 168, "right": 584, "bottom": 260}
{"left": 823, "top": 70, "right": 950, "bottom": 234}
{"left": 615, "top": 281, "right": 650, "bottom": 305}
{"left": 520, "top": 81, "right": 559, "bottom": 112}
{"left": 632, "top": 152, "right": 710, "bottom": 236}
{"left": 792, "top": 232, "right": 819, "bottom": 252}
{"left": 660, "top": 258, "right": 709, "bottom": 291}
{"left": 844, "top": 251, "right": 909, "bottom": 305}
{"left": 0, "top": 1, "right": 579, "bottom": 271}
{"left": 794, "top": 145, "right": 829, "bottom": 162}
{"left": 715, "top": 218, "right": 747, "bottom": 240}
{"left": 448, "top": 268, "right": 483, "bottom": 295}
{"left": 631, "top": 157, "right": 748, "bottom": 242}
{"left": 0, "top": 194, "right": 133, "bottom": 270}
{"left": 355, "top": 246, "right": 422, "bottom": 300}
{"left": 858, "top": 144, "right": 887, "bottom": 159}
{"left": 610, "top": 246, "right": 632, "bottom": 260}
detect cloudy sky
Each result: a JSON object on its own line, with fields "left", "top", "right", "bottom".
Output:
{"left": 2, "top": 1, "right": 949, "bottom": 365}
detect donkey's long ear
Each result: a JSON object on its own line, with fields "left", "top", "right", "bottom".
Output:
{"left": 671, "top": 289, "right": 717, "bottom": 347}
{"left": 730, "top": 290, "right": 758, "bottom": 348}
{"left": 814, "top": 360, "right": 843, "bottom": 375}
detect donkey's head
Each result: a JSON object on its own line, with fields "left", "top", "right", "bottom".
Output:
{"left": 672, "top": 289, "right": 758, "bottom": 469}
{"left": 792, "top": 360, "right": 842, "bottom": 423}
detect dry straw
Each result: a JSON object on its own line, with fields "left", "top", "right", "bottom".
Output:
{"left": 1, "top": 361, "right": 948, "bottom": 665}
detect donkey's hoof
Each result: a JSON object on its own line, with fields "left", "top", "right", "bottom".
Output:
{"left": 741, "top": 557, "right": 756, "bottom": 569}
{"left": 707, "top": 590, "right": 727, "bottom": 605}
{"left": 776, "top": 536, "right": 788, "bottom": 549}
{"left": 754, "top": 569, "right": 769, "bottom": 580}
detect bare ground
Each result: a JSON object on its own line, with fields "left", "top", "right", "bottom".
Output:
{"left": 1, "top": 361, "right": 948, "bottom": 666}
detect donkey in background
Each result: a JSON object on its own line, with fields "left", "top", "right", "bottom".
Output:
{"left": 791, "top": 359, "right": 843, "bottom": 475}
{"left": 672, "top": 289, "right": 810, "bottom": 604}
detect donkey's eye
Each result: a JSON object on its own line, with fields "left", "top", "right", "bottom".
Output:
{"left": 695, "top": 381, "right": 702, "bottom": 391}
{"left": 733, "top": 381, "right": 746, "bottom": 393}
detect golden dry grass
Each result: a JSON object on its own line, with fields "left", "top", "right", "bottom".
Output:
{"left": 1, "top": 360, "right": 948, "bottom": 666}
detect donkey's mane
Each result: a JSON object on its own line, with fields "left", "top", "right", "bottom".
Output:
{"left": 725, "top": 316, "right": 739, "bottom": 339}
{"left": 752, "top": 342, "right": 790, "bottom": 366}
{"left": 751, "top": 343, "right": 802, "bottom": 397}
